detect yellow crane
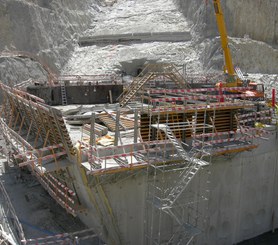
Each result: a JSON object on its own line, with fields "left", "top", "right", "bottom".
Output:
{"left": 213, "top": 0, "right": 241, "bottom": 86}
{"left": 213, "top": 0, "right": 264, "bottom": 100}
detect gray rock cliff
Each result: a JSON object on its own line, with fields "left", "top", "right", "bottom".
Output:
{"left": 0, "top": 0, "right": 95, "bottom": 82}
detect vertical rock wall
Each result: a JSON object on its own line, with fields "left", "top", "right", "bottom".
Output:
{"left": 174, "top": 0, "right": 278, "bottom": 45}
{"left": 174, "top": 0, "right": 278, "bottom": 74}
{"left": 0, "top": 0, "right": 94, "bottom": 72}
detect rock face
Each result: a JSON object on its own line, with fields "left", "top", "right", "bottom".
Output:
{"left": 174, "top": 0, "right": 278, "bottom": 45}
{"left": 0, "top": 57, "right": 48, "bottom": 84}
{"left": 201, "top": 37, "right": 278, "bottom": 74}
{"left": 62, "top": 0, "right": 203, "bottom": 76}
{"left": 226, "top": 0, "right": 278, "bottom": 45}
{"left": 0, "top": 0, "right": 277, "bottom": 81}
{"left": 174, "top": 0, "right": 278, "bottom": 74}
{"left": 0, "top": 0, "right": 94, "bottom": 72}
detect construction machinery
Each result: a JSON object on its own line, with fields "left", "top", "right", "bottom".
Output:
{"left": 213, "top": 0, "right": 265, "bottom": 100}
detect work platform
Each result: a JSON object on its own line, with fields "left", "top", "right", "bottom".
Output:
{"left": 0, "top": 63, "right": 272, "bottom": 186}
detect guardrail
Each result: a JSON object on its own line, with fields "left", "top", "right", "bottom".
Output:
{"left": 0, "top": 180, "right": 25, "bottom": 244}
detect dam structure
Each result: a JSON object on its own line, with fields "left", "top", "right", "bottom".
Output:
{"left": 0, "top": 62, "right": 277, "bottom": 245}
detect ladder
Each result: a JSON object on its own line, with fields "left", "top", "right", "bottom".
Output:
{"left": 119, "top": 72, "right": 154, "bottom": 107}
{"left": 60, "top": 81, "right": 67, "bottom": 105}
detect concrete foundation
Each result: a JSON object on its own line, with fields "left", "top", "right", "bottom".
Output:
{"left": 68, "top": 129, "right": 278, "bottom": 245}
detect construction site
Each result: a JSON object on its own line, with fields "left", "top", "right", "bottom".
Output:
{"left": 0, "top": 0, "right": 278, "bottom": 244}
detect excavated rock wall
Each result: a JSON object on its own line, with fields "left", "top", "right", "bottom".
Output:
{"left": 0, "top": 0, "right": 94, "bottom": 79}
{"left": 201, "top": 37, "right": 278, "bottom": 74}
{"left": 0, "top": 57, "right": 48, "bottom": 84}
{"left": 175, "top": 0, "right": 278, "bottom": 74}
{"left": 1, "top": 0, "right": 277, "bottom": 82}
{"left": 174, "top": 0, "right": 278, "bottom": 45}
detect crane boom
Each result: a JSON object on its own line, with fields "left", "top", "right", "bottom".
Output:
{"left": 213, "top": 0, "right": 235, "bottom": 76}
{"left": 212, "top": 0, "right": 264, "bottom": 99}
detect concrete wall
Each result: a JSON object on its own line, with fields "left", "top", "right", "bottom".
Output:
{"left": 69, "top": 128, "right": 278, "bottom": 244}
{"left": 27, "top": 84, "right": 123, "bottom": 105}
{"left": 196, "top": 134, "right": 278, "bottom": 244}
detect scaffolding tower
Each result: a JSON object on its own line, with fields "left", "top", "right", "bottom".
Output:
{"left": 144, "top": 105, "right": 212, "bottom": 244}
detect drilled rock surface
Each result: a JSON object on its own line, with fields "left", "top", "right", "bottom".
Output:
{"left": 85, "top": 0, "right": 190, "bottom": 35}
{"left": 62, "top": 0, "right": 202, "bottom": 76}
{"left": 0, "top": 57, "right": 48, "bottom": 84}
{"left": 0, "top": 0, "right": 94, "bottom": 72}
{"left": 174, "top": 0, "right": 278, "bottom": 45}
{"left": 174, "top": 0, "right": 278, "bottom": 74}
{"left": 201, "top": 37, "right": 278, "bottom": 74}
{"left": 0, "top": 0, "right": 277, "bottom": 82}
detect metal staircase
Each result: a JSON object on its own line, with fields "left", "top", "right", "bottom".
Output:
{"left": 155, "top": 124, "right": 208, "bottom": 207}
{"left": 60, "top": 81, "right": 68, "bottom": 105}
{"left": 119, "top": 72, "right": 154, "bottom": 107}
{"left": 146, "top": 120, "right": 210, "bottom": 244}
{"left": 164, "top": 159, "right": 206, "bottom": 206}
{"left": 164, "top": 207, "right": 201, "bottom": 245}
{"left": 159, "top": 124, "right": 189, "bottom": 161}
{"left": 119, "top": 63, "right": 191, "bottom": 107}
{"left": 167, "top": 66, "right": 190, "bottom": 89}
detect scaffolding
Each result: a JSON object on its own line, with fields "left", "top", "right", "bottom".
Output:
{"left": 118, "top": 63, "right": 190, "bottom": 107}
{"left": 142, "top": 105, "right": 270, "bottom": 244}
{"left": 0, "top": 82, "right": 82, "bottom": 217}
{"left": 74, "top": 67, "right": 273, "bottom": 244}
{"left": 144, "top": 105, "right": 211, "bottom": 244}
{"left": 121, "top": 74, "right": 270, "bottom": 244}
{"left": 0, "top": 180, "right": 25, "bottom": 244}
{"left": 21, "top": 228, "right": 98, "bottom": 245}
{"left": 0, "top": 66, "right": 274, "bottom": 244}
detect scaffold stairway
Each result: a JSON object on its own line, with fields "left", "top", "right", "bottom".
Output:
{"left": 159, "top": 125, "right": 189, "bottom": 161}
{"left": 134, "top": 152, "right": 145, "bottom": 162}
{"left": 60, "top": 81, "right": 67, "bottom": 105}
{"left": 168, "top": 69, "right": 190, "bottom": 89}
{"left": 119, "top": 72, "right": 154, "bottom": 107}
{"left": 165, "top": 160, "right": 206, "bottom": 207}
{"left": 153, "top": 124, "right": 208, "bottom": 207}
{"left": 114, "top": 157, "right": 128, "bottom": 166}
{"left": 164, "top": 207, "right": 201, "bottom": 244}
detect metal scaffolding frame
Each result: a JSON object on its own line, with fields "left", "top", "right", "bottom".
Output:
{"left": 138, "top": 83, "right": 271, "bottom": 244}
{"left": 0, "top": 68, "right": 274, "bottom": 244}
{"left": 0, "top": 82, "right": 82, "bottom": 217}
{"left": 144, "top": 104, "right": 211, "bottom": 245}
{"left": 118, "top": 63, "right": 191, "bottom": 107}
{"left": 0, "top": 180, "right": 25, "bottom": 244}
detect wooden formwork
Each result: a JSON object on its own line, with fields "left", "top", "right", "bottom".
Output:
{"left": 0, "top": 83, "right": 75, "bottom": 156}
{"left": 140, "top": 107, "right": 238, "bottom": 142}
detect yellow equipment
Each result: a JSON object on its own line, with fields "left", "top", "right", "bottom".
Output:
{"left": 213, "top": 0, "right": 241, "bottom": 87}
{"left": 213, "top": 0, "right": 264, "bottom": 100}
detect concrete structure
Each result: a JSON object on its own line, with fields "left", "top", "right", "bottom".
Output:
{"left": 27, "top": 83, "right": 123, "bottom": 106}
{"left": 0, "top": 65, "right": 277, "bottom": 244}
